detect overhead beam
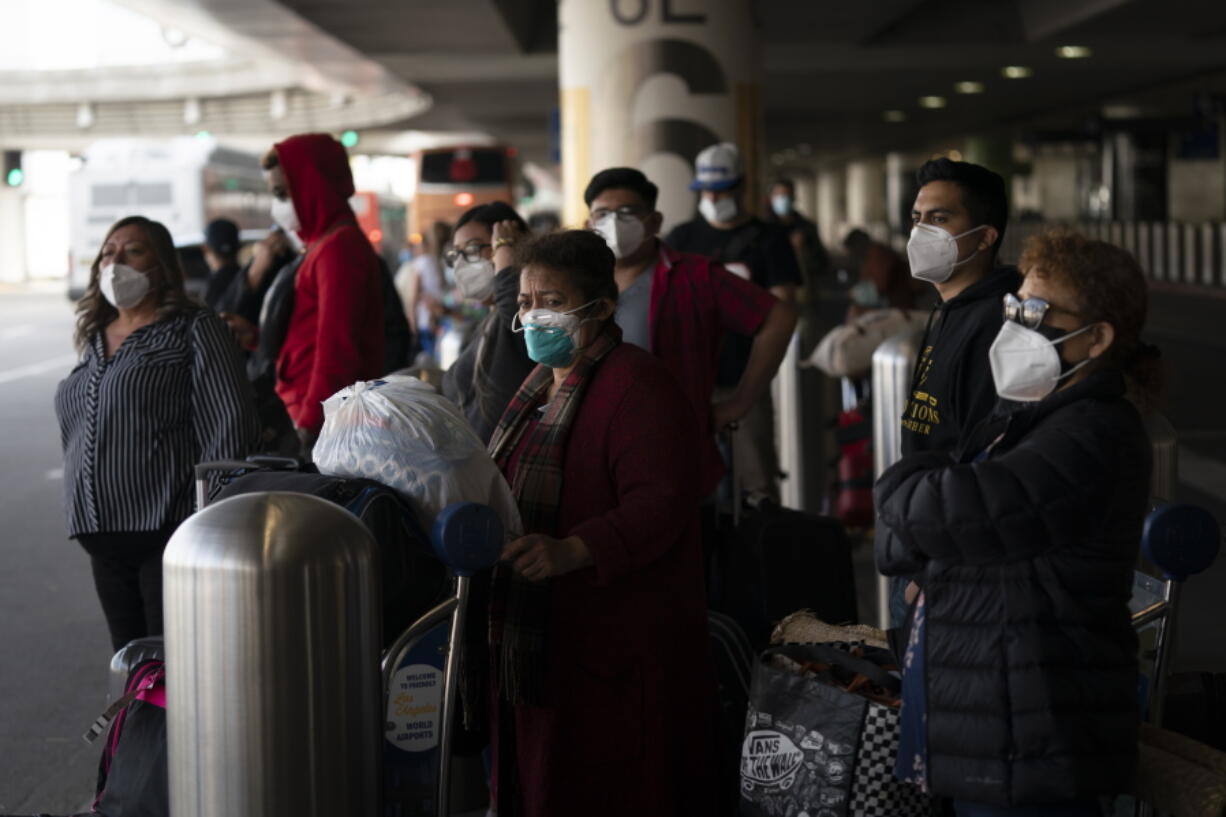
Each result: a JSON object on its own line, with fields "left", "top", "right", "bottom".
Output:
{"left": 109, "top": 0, "right": 424, "bottom": 100}
{"left": 490, "top": 0, "right": 558, "bottom": 53}
{"left": 1018, "top": 0, "right": 1136, "bottom": 42}
{"left": 376, "top": 53, "right": 557, "bottom": 84}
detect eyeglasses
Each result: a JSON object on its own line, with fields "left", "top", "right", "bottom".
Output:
{"left": 444, "top": 242, "right": 491, "bottom": 266}
{"left": 1003, "top": 292, "right": 1062, "bottom": 330}
{"left": 590, "top": 205, "right": 649, "bottom": 222}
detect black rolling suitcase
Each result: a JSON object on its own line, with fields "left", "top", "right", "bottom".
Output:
{"left": 716, "top": 497, "right": 857, "bottom": 647}
{"left": 708, "top": 610, "right": 754, "bottom": 817}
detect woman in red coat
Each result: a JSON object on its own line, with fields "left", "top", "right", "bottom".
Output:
{"left": 484, "top": 229, "right": 714, "bottom": 816}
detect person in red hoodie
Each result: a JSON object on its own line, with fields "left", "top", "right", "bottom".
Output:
{"left": 262, "top": 133, "right": 385, "bottom": 452}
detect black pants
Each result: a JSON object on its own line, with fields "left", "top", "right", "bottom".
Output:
{"left": 76, "top": 528, "right": 174, "bottom": 653}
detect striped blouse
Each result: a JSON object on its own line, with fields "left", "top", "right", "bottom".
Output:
{"left": 55, "top": 309, "right": 259, "bottom": 537}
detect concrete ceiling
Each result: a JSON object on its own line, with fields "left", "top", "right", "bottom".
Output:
{"left": 273, "top": 0, "right": 1226, "bottom": 166}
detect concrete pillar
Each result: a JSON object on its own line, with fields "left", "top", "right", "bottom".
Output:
{"left": 793, "top": 173, "right": 817, "bottom": 223}
{"left": 558, "top": 0, "right": 761, "bottom": 231}
{"left": 1033, "top": 154, "right": 1080, "bottom": 222}
{"left": 816, "top": 167, "right": 845, "bottom": 250}
{"left": 846, "top": 159, "right": 887, "bottom": 239}
{"left": 0, "top": 186, "right": 27, "bottom": 283}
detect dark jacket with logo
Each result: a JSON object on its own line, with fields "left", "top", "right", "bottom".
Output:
{"left": 875, "top": 368, "right": 1150, "bottom": 805}
{"left": 900, "top": 267, "right": 1021, "bottom": 456}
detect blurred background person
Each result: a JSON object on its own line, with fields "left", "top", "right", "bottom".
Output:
{"left": 55, "top": 216, "right": 257, "bottom": 651}
{"left": 842, "top": 228, "right": 917, "bottom": 316}
{"left": 201, "top": 217, "right": 241, "bottom": 313}
{"left": 764, "top": 176, "right": 829, "bottom": 288}
{"left": 396, "top": 220, "right": 451, "bottom": 362}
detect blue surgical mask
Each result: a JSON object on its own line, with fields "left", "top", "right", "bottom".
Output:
{"left": 513, "top": 301, "right": 599, "bottom": 368}
{"left": 770, "top": 195, "right": 793, "bottom": 218}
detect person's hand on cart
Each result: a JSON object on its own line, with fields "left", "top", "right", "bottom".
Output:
{"left": 502, "top": 534, "right": 593, "bottom": 581}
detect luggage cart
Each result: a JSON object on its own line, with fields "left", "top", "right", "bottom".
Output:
{"left": 382, "top": 501, "right": 502, "bottom": 817}
{"left": 193, "top": 460, "right": 503, "bottom": 817}
{"left": 1131, "top": 503, "right": 1221, "bottom": 726}
{"left": 1130, "top": 503, "right": 1221, "bottom": 817}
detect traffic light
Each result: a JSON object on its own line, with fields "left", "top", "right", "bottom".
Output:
{"left": 3, "top": 151, "right": 22, "bottom": 187}
{"left": 340, "top": 130, "right": 359, "bottom": 149}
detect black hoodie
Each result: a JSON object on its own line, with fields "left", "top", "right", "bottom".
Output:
{"left": 900, "top": 266, "right": 1021, "bottom": 455}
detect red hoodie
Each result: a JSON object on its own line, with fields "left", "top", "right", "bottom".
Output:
{"left": 274, "top": 133, "right": 385, "bottom": 433}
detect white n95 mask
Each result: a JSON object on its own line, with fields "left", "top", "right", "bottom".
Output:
{"left": 454, "top": 257, "right": 497, "bottom": 302}
{"left": 907, "top": 223, "right": 987, "bottom": 283}
{"left": 270, "top": 196, "right": 301, "bottom": 235}
{"left": 989, "top": 319, "right": 1094, "bottom": 402}
{"left": 699, "top": 196, "right": 738, "bottom": 225}
{"left": 99, "top": 263, "right": 151, "bottom": 310}
{"left": 593, "top": 213, "right": 646, "bottom": 260}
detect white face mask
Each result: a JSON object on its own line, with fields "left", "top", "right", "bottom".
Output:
{"left": 988, "top": 319, "right": 1095, "bottom": 402}
{"left": 770, "top": 195, "right": 793, "bottom": 218}
{"left": 906, "top": 223, "right": 988, "bottom": 283}
{"left": 454, "top": 257, "right": 497, "bottom": 301}
{"left": 592, "top": 213, "right": 647, "bottom": 260}
{"left": 699, "top": 195, "right": 738, "bottom": 225}
{"left": 270, "top": 196, "right": 300, "bottom": 235}
{"left": 99, "top": 263, "right": 152, "bottom": 310}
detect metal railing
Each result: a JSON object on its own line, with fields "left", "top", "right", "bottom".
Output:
{"left": 1000, "top": 220, "right": 1226, "bottom": 289}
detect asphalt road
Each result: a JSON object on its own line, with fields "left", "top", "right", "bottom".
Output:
{"left": 0, "top": 286, "right": 110, "bottom": 814}
{"left": 0, "top": 281, "right": 1221, "bottom": 813}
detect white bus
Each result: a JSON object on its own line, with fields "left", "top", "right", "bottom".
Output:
{"left": 67, "top": 138, "right": 271, "bottom": 299}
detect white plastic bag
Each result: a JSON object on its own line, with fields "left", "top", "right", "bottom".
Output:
{"left": 805, "top": 308, "right": 930, "bottom": 378}
{"left": 314, "top": 376, "right": 523, "bottom": 540}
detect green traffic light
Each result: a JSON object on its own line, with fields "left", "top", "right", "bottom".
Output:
{"left": 5, "top": 167, "right": 23, "bottom": 186}
{"left": 340, "top": 130, "right": 359, "bottom": 148}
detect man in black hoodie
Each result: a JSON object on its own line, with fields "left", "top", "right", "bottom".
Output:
{"left": 885, "top": 158, "right": 1020, "bottom": 622}
{"left": 901, "top": 158, "right": 1019, "bottom": 455}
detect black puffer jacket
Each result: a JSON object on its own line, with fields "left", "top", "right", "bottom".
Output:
{"left": 875, "top": 368, "right": 1151, "bottom": 805}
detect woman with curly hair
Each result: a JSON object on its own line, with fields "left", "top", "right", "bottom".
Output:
{"left": 876, "top": 230, "right": 1162, "bottom": 816}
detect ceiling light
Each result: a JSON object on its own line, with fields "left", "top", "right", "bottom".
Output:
{"left": 1002, "top": 65, "right": 1033, "bottom": 79}
{"left": 883, "top": 110, "right": 907, "bottom": 122}
{"left": 918, "top": 96, "right": 947, "bottom": 109}
{"left": 955, "top": 81, "right": 985, "bottom": 94}
{"left": 1056, "top": 45, "right": 1092, "bottom": 59}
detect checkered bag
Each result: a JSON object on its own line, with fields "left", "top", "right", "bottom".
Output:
{"left": 849, "top": 700, "right": 933, "bottom": 816}
{"left": 740, "top": 643, "right": 934, "bottom": 817}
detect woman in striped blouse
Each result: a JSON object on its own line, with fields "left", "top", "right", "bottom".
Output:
{"left": 56, "top": 216, "right": 258, "bottom": 652}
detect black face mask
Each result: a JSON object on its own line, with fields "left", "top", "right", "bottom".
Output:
{"left": 1033, "top": 321, "right": 1090, "bottom": 376}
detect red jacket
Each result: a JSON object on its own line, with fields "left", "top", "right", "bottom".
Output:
{"left": 649, "top": 243, "right": 778, "bottom": 494}
{"left": 274, "top": 133, "right": 385, "bottom": 433}
{"left": 492, "top": 343, "right": 716, "bottom": 816}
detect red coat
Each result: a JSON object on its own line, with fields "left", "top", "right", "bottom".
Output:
{"left": 274, "top": 133, "right": 385, "bottom": 433}
{"left": 492, "top": 342, "right": 716, "bottom": 817}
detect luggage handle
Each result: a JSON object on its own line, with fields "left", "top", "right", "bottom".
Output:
{"left": 763, "top": 642, "right": 901, "bottom": 694}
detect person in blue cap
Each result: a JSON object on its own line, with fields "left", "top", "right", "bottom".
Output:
{"left": 665, "top": 142, "right": 802, "bottom": 501}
